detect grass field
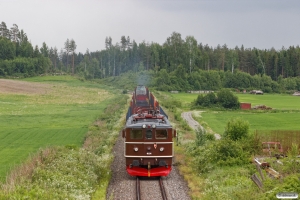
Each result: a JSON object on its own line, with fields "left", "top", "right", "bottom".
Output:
{"left": 199, "top": 111, "right": 300, "bottom": 134}
{"left": 168, "top": 92, "right": 300, "bottom": 110}
{"left": 166, "top": 92, "right": 300, "bottom": 134}
{"left": 0, "top": 76, "right": 113, "bottom": 181}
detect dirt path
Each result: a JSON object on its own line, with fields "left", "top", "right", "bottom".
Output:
{"left": 181, "top": 111, "right": 221, "bottom": 140}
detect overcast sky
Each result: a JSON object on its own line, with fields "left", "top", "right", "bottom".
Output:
{"left": 1, "top": 0, "right": 299, "bottom": 53}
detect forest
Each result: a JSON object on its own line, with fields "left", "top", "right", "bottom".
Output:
{"left": 1, "top": 21, "right": 300, "bottom": 92}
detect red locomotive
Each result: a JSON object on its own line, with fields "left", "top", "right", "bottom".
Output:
{"left": 122, "top": 86, "right": 176, "bottom": 177}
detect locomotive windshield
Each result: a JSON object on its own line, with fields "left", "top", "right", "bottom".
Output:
{"left": 145, "top": 129, "right": 152, "bottom": 139}
{"left": 136, "top": 85, "right": 146, "bottom": 95}
{"left": 130, "top": 129, "right": 143, "bottom": 139}
{"left": 155, "top": 129, "right": 168, "bottom": 139}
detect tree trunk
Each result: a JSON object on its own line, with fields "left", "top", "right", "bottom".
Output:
{"left": 72, "top": 53, "right": 74, "bottom": 75}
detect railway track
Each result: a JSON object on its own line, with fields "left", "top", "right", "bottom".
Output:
{"left": 136, "top": 177, "right": 168, "bottom": 200}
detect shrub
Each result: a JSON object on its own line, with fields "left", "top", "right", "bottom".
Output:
{"left": 195, "top": 128, "right": 206, "bottom": 146}
{"left": 195, "top": 92, "right": 217, "bottom": 107}
{"left": 206, "top": 133, "right": 215, "bottom": 141}
{"left": 190, "top": 138, "right": 250, "bottom": 174}
{"left": 216, "top": 89, "right": 240, "bottom": 109}
{"left": 282, "top": 144, "right": 300, "bottom": 174}
{"left": 224, "top": 118, "right": 249, "bottom": 141}
{"left": 214, "top": 139, "right": 249, "bottom": 166}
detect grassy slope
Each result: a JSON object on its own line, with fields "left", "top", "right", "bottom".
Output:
{"left": 0, "top": 76, "right": 113, "bottom": 181}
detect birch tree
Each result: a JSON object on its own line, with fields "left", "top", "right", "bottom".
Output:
{"left": 69, "top": 39, "right": 77, "bottom": 75}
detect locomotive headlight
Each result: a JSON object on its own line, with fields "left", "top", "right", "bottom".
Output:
{"left": 142, "top": 124, "right": 146, "bottom": 128}
{"left": 134, "top": 147, "right": 139, "bottom": 152}
{"left": 160, "top": 147, "right": 164, "bottom": 152}
{"left": 152, "top": 124, "right": 156, "bottom": 128}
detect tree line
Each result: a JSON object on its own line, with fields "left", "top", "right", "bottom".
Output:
{"left": 1, "top": 21, "right": 300, "bottom": 92}
{"left": 0, "top": 22, "right": 51, "bottom": 76}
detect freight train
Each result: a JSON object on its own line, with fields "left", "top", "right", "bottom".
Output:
{"left": 122, "top": 86, "right": 176, "bottom": 177}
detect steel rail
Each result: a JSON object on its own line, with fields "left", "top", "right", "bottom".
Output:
{"left": 159, "top": 177, "right": 168, "bottom": 200}
{"left": 136, "top": 177, "right": 141, "bottom": 200}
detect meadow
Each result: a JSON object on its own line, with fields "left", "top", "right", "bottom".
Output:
{"left": 169, "top": 92, "right": 300, "bottom": 110}
{"left": 167, "top": 92, "right": 300, "bottom": 134}
{"left": 0, "top": 76, "right": 114, "bottom": 182}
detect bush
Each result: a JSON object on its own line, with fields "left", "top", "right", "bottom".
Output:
{"left": 216, "top": 89, "right": 240, "bottom": 109}
{"left": 195, "top": 128, "right": 206, "bottom": 146}
{"left": 224, "top": 118, "right": 249, "bottom": 141}
{"left": 195, "top": 92, "right": 217, "bottom": 107}
{"left": 190, "top": 138, "right": 251, "bottom": 174}
{"left": 206, "top": 133, "right": 215, "bottom": 141}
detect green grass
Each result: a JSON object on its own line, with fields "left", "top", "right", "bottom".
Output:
{"left": 0, "top": 76, "right": 114, "bottom": 182}
{"left": 168, "top": 92, "right": 300, "bottom": 110}
{"left": 237, "top": 93, "right": 300, "bottom": 110}
{"left": 164, "top": 92, "right": 300, "bottom": 134}
{"left": 199, "top": 111, "right": 300, "bottom": 134}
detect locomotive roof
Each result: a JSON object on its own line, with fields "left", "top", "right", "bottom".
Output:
{"left": 125, "top": 113, "right": 172, "bottom": 128}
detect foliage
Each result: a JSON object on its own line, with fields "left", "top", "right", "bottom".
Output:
{"left": 216, "top": 89, "right": 240, "bottom": 109}
{"left": 190, "top": 138, "right": 251, "bottom": 174}
{"left": 195, "top": 89, "right": 240, "bottom": 109}
{"left": 224, "top": 118, "right": 249, "bottom": 141}
{"left": 195, "top": 92, "right": 217, "bottom": 107}
{"left": 195, "top": 128, "right": 207, "bottom": 146}
{"left": 2, "top": 22, "right": 300, "bottom": 93}
{"left": 23, "top": 147, "right": 107, "bottom": 199}
{"left": 262, "top": 174, "right": 300, "bottom": 200}
{"left": 282, "top": 144, "right": 300, "bottom": 174}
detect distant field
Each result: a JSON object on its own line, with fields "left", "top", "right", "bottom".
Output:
{"left": 236, "top": 93, "right": 300, "bottom": 110}
{"left": 199, "top": 111, "right": 300, "bottom": 134}
{"left": 168, "top": 92, "right": 300, "bottom": 110}
{"left": 0, "top": 76, "right": 113, "bottom": 181}
{"left": 166, "top": 92, "right": 300, "bottom": 134}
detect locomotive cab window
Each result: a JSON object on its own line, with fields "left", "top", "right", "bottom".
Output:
{"left": 155, "top": 129, "right": 168, "bottom": 139}
{"left": 130, "top": 129, "right": 143, "bottom": 139}
{"left": 145, "top": 129, "right": 152, "bottom": 139}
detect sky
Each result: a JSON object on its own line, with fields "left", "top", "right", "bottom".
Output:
{"left": 1, "top": 0, "right": 300, "bottom": 53}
